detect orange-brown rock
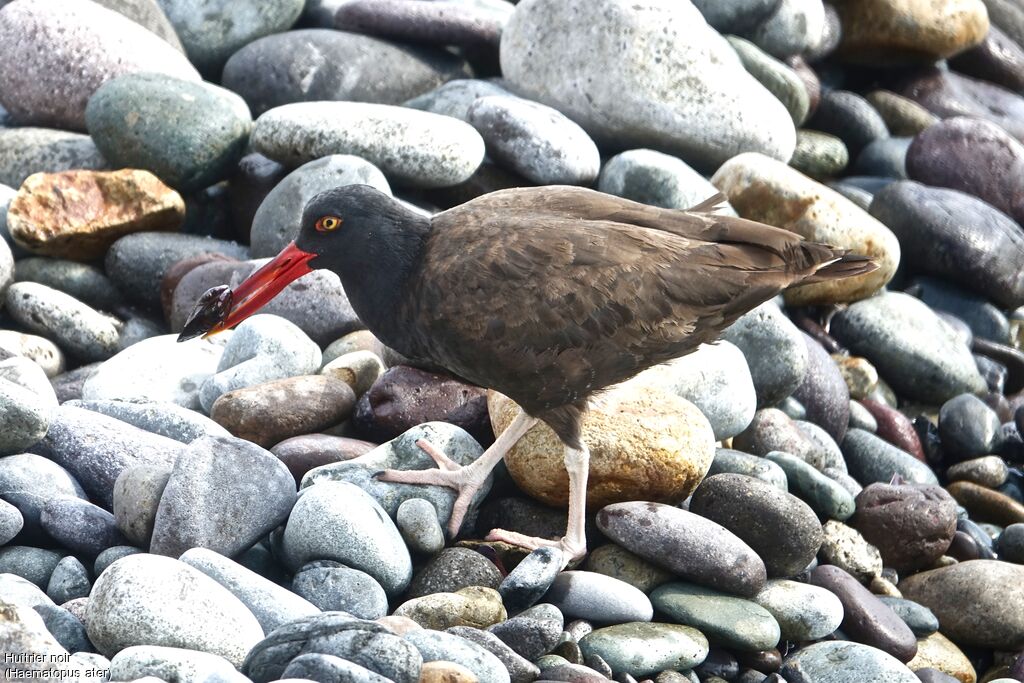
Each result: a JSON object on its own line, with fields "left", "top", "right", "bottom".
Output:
{"left": 419, "top": 661, "right": 479, "bottom": 683}
{"left": 210, "top": 375, "right": 356, "bottom": 448}
{"left": 8, "top": 169, "right": 184, "bottom": 260}
{"left": 488, "top": 382, "right": 715, "bottom": 509}
{"left": 907, "top": 631, "right": 977, "bottom": 683}
{"left": 834, "top": 0, "right": 989, "bottom": 64}
{"left": 946, "top": 480, "right": 1024, "bottom": 526}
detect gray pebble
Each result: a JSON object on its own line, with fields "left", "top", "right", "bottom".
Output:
{"left": 499, "top": 547, "right": 563, "bottom": 613}
{"left": 94, "top": 546, "right": 143, "bottom": 578}
{"left": 0, "top": 546, "right": 64, "bottom": 587}
{"left": 405, "top": 79, "right": 513, "bottom": 122}
{"left": 765, "top": 451, "right": 856, "bottom": 521}
{"left": 448, "top": 626, "right": 540, "bottom": 683}
{"left": 488, "top": 603, "right": 563, "bottom": 661}
{"left": 5, "top": 282, "right": 120, "bottom": 361}
{"left": 405, "top": 629, "right": 510, "bottom": 683}
{"left": 397, "top": 498, "right": 445, "bottom": 556}
{"left": 113, "top": 465, "right": 171, "bottom": 548}
{"left": 69, "top": 399, "right": 231, "bottom": 444}
{"left": 45, "top": 556, "right": 90, "bottom": 605}
{"left": 708, "top": 449, "right": 788, "bottom": 491}
{"left": 291, "top": 561, "right": 389, "bottom": 620}
{"left": 15, "top": 258, "right": 125, "bottom": 313}
{"left": 34, "top": 602, "right": 91, "bottom": 653}
{"left": 280, "top": 653, "right": 394, "bottom": 683}
{"left": 543, "top": 571, "right": 652, "bottom": 624}
{"left": 108, "top": 645, "right": 248, "bottom": 683}
{"left": 40, "top": 497, "right": 126, "bottom": 557}
{"left": 0, "top": 127, "right": 108, "bottom": 188}
{"left": 841, "top": 429, "right": 939, "bottom": 486}
{"left": 0, "top": 498, "right": 24, "bottom": 544}
{"left": 407, "top": 547, "right": 501, "bottom": 599}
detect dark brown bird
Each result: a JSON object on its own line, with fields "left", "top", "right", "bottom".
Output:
{"left": 192, "top": 184, "right": 875, "bottom": 563}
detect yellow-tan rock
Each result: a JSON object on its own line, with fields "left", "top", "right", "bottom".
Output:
{"left": 834, "top": 355, "right": 879, "bottom": 400}
{"left": 712, "top": 152, "right": 899, "bottom": 306}
{"left": 907, "top": 631, "right": 977, "bottom": 683}
{"left": 835, "top": 0, "right": 989, "bottom": 64}
{"left": 393, "top": 586, "right": 506, "bottom": 630}
{"left": 488, "top": 383, "right": 715, "bottom": 509}
{"left": 8, "top": 169, "right": 184, "bottom": 260}
{"left": 419, "top": 661, "right": 479, "bottom": 683}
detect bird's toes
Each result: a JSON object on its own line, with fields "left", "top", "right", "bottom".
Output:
{"left": 373, "top": 467, "right": 453, "bottom": 487}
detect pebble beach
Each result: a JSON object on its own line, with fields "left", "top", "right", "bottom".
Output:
{"left": 1, "top": 0, "right": 1024, "bottom": 682}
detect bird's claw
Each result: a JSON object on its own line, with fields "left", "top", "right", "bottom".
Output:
{"left": 484, "top": 528, "right": 587, "bottom": 565}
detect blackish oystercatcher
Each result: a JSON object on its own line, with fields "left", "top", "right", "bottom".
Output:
{"left": 182, "top": 184, "right": 875, "bottom": 563}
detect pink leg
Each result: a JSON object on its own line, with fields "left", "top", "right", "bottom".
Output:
{"left": 486, "top": 443, "right": 590, "bottom": 565}
{"left": 376, "top": 411, "right": 538, "bottom": 537}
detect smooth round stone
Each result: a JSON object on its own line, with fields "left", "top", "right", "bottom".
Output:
{"left": 335, "top": 0, "right": 505, "bottom": 48}
{"left": 5, "top": 282, "right": 120, "bottom": 362}
{"left": 596, "top": 502, "right": 766, "bottom": 597}
{"left": 865, "top": 90, "right": 939, "bottom": 136}
{"left": 249, "top": 154, "right": 390, "bottom": 257}
{"left": 46, "top": 557, "right": 90, "bottom": 602}
{"left": 158, "top": 0, "right": 304, "bottom": 77}
{"left": 939, "top": 394, "right": 1001, "bottom": 460}
{"left": 282, "top": 481, "right": 412, "bottom": 598}
{"left": 252, "top": 102, "right": 485, "bottom": 188}
{"left": 291, "top": 562, "right": 388, "bottom": 619}
{"left": 734, "top": 409, "right": 829, "bottom": 470}
{"left": 445, "top": 626, "right": 539, "bottom": 683}
{"left": 211, "top": 375, "right": 355, "bottom": 448}
{"left": 281, "top": 653, "right": 394, "bottom": 683}
{"left": 150, "top": 434, "right": 296, "bottom": 559}
{"left": 849, "top": 400, "right": 878, "bottom": 432}
{"left": 198, "top": 315, "right": 321, "bottom": 413}
{"left": 906, "top": 632, "right": 976, "bottom": 683}
{"left": 834, "top": 0, "right": 989, "bottom": 64}
{"left": 689, "top": 473, "right": 822, "bottom": 578}
{"left": 819, "top": 520, "right": 884, "bottom": 580}
{"left": 108, "top": 645, "right": 246, "bottom": 683}
{"left": 0, "top": 498, "right": 24, "bottom": 545}
{"left": 0, "top": 0, "right": 199, "bottom": 130}
{"left": 998, "top": 522, "right": 1024, "bottom": 562}
{"left": 850, "top": 483, "right": 957, "bottom": 572}
{"left": 243, "top": 613, "right": 421, "bottom": 683}
{"left": 809, "top": 565, "right": 917, "bottom": 662}
{"left": 597, "top": 149, "right": 730, "bottom": 212}
{"left": 727, "top": 36, "right": 809, "bottom": 125}
{"left": 15, "top": 258, "right": 124, "bottom": 312}
{"left": 709, "top": 449, "right": 788, "bottom": 491}
{"left": 789, "top": 130, "right": 849, "bottom": 179}
{"left": 0, "top": 377, "right": 52, "bottom": 457}
{"left": 40, "top": 497, "right": 126, "bottom": 557}
{"left": 690, "top": 0, "right": 780, "bottom": 34}
{"left": 579, "top": 623, "right": 708, "bottom": 678}
{"left": 911, "top": 276, "right": 1011, "bottom": 345}
{"left": 95, "top": 546, "right": 142, "bottom": 578}
{"left": 950, "top": 23, "right": 1024, "bottom": 91}
{"left": 70, "top": 399, "right": 230, "bottom": 444}
{"left": 305, "top": 422, "right": 487, "bottom": 536}
{"left": 746, "top": 0, "right": 827, "bottom": 59}
{"left": 948, "top": 456, "right": 1009, "bottom": 489}
{"left": 0, "top": 128, "right": 108, "bottom": 189}
{"left": 92, "top": 0, "right": 183, "bottom": 51}
{"left": 722, "top": 302, "right": 808, "bottom": 408}
{"left": 807, "top": 90, "right": 889, "bottom": 158}
{"left": 466, "top": 95, "right": 599, "bottom": 185}
{"left": 831, "top": 291, "right": 986, "bottom": 403}
{"left": 405, "top": 630, "right": 510, "bottom": 683}
{"left": 270, "top": 434, "right": 377, "bottom": 484}
{"left": 487, "top": 603, "right": 563, "bottom": 661}
{"left": 841, "top": 429, "right": 940, "bottom": 486}
{"left": 781, "top": 641, "right": 921, "bottom": 683}
{"left": 29, "top": 405, "right": 183, "bottom": 509}
{"left": 86, "top": 73, "right": 251, "bottom": 194}
{"left": 82, "top": 336, "right": 225, "bottom": 411}
{"left": 498, "top": 547, "right": 563, "bottom": 613}
{"left": 753, "top": 579, "right": 843, "bottom": 641}
{"left": 860, "top": 400, "right": 926, "bottom": 462}
{"left": 983, "top": 0, "right": 1024, "bottom": 49}
{"left": 542, "top": 571, "right": 652, "bottom": 624}
{"left": 0, "top": 572, "right": 53, "bottom": 608}
{"left": 87, "top": 554, "right": 264, "bottom": 667}
{"left": 0, "top": 453, "right": 87, "bottom": 508}
{"left": 947, "top": 481, "right": 1024, "bottom": 526}
{"left": 105, "top": 231, "right": 249, "bottom": 308}
{"left": 876, "top": 597, "right": 939, "bottom": 637}
{"left": 584, "top": 544, "right": 673, "bottom": 594}
{"left": 405, "top": 79, "right": 514, "bottom": 122}
{"left": 354, "top": 365, "right": 490, "bottom": 446}
{"left": 500, "top": 0, "right": 796, "bottom": 170}
{"left": 407, "top": 547, "right": 501, "bottom": 599}
{"left": 321, "top": 350, "right": 385, "bottom": 397}
{"left": 899, "top": 560, "right": 1024, "bottom": 649}
{"left": 712, "top": 152, "right": 899, "bottom": 305}
{"left": 0, "top": 546, "right": 65, "bottom": 588}
{"left": 907, "top": 117, "right": 1024, "bottom": 227}
{"left": 180, "top": 548, "right": 319, "bottom": 635}
{"left": 394, "top": 586, "right": 505, "bottom": 630}
{"left": 794, "top": 333, "right": 850, "bottom": 444}
{"left": 396, "top": 498, "right": 445, "bottom": 556}
{"left": 853, "top": 137, "right": 911, "bottom": 179}
{"left": 223, "top": 29, "right": 469, "bottom": 117}
{"left": 630, "top": 341, "right": 755, "bottom": 441}
{"left": 650, "top": 582, "right": 781, "bottom": 652}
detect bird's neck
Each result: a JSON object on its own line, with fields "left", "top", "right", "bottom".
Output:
{"left": 339, "top": 211, "right": 432, "bottom": 347}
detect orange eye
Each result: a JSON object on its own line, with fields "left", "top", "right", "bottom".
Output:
{"left": 316, "top": 216, "right": 342, "bottom": 232}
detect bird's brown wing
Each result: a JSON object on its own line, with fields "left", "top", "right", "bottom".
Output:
{"left": 400, "top": 204, "right": 840, "bottom": 415}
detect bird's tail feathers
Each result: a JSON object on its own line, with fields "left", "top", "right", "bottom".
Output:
{"left": 687, "top": 192, "right": 731, "bottom": 214}
{"left": 799, "top": 251, "right": 878, "bottom": 284}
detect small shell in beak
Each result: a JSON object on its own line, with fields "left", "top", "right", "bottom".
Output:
{"left": 177, "top": 285, "right": 233, "bottom": 342}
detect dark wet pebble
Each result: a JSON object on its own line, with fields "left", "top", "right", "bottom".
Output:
{"left": 875, "top": 596, "right": 939, "bottom": 637}
{"left": 850, "top": 482, "right": 957, "bottom": 572}
{"left": 938, "top": 394, "right": 1002, "bottom": 461}
{"left": 807, "top": 90, "right": 889, "bottom": 157}
{"left": 488, "top": 603, "right": 563, "bottom": 661}
{"left": 499, "top": 547, "right": 564, "bottom": 613}
{"left": 792, "top": 332, "right": 850, "bottom": 444}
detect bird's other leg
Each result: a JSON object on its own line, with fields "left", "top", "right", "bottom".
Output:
{"left": 486, "top": 441, "right": 591, "bottom": 565}
{"left": 375, "top": 410, "right": 538, "bottom": 538}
